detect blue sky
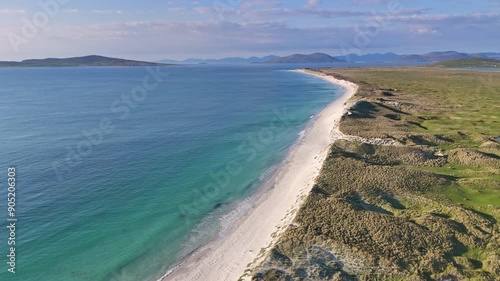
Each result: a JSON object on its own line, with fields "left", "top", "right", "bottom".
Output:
{"left": 0, "top": 0, "right": 499, "bottom": 61}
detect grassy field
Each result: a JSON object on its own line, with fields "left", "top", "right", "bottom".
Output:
{"left": 434, "top": 57, "right": 500, "bottom": 68}
{"left": 252, "top": 67, "right": 499, "bottom": 281}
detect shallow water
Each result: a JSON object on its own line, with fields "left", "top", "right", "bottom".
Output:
{"left": 0, "top": 65, "right": 345, "bottom": 281}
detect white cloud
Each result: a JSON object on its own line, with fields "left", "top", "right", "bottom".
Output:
{"left": 93, "top": 10, "right": 123, "bottom": 14}
{"left": 193, "top": 7, "right": 214, "bottom": 15}
{"left": 63, "top": 9, "right": 79, "bottom": 13}
{"left": 168, "top": 8, "right": 187, "bottom": 12}
{"left": 411, "top": 26, "right": 440, "bottom": 35}
{"left": 0, "top": 2, "right": 498, "bottom": 61}
{"left": 305, "top": 0, "right": 321, "bottom": 8}
{"left": 376, "top": 12, "right": 500, "bottom": 25}
{"left": 0, "top": 8, "right": 26, "bottom": 15}
{"left": 36, "top": 14, "right": 498, "bottom": 57}
{"left": 193, "top": 5, "right": 428, "bottom": 20}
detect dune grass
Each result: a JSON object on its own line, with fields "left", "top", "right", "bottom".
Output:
{"left": 252, "top": 67, "right": 499, "bottom": 281}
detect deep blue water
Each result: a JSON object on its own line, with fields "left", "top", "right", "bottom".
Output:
{"left": 0, "top": 64, "right": 349, "bottom": 281}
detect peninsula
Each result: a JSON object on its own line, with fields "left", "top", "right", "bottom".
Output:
{"left": 0, "top": 55, "right": 171, "bottom": 67}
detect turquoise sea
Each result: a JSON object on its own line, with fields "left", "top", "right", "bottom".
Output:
{"left": 0, "top": 64, "right": 349, "bottom": 281}
{"left": 0, "top": 62, "right": 423, "bottom": 281}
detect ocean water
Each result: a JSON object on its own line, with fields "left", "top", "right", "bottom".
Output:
{"left": 0, "top": 65, "right": 344, "bottom": 281}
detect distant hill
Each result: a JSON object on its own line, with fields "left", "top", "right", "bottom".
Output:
{"left": 400, "top": 51, "right": 500, "bottom": 62}
{"left": 424, "top": 51, "right": 470, "bottom": 61}
{"left": 158, "top": 55, "right": 279, "bottom": 64}
{"left": 400, "top": 54, "right": 429, "bottom": 62}
{"left": 470, "top": 52, "right": 500, "bottom": 60}
{"left": 334, "top": 52, "right": 401, "bottom": 62}
{"left": 0, "top": 55, "right": 171, "bottom": 67}
{"left": 434, "top": 57, "right": 500, "bottom": 68}
{"left": 267, "top": 53, "right": 344, "bottom": 63}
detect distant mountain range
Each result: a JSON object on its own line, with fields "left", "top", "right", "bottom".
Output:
{"left": 267, "top": 53, "right": 343, "bottom": 63}
{"left": 400, "top": 51, "right": 498, "bottom": 62}
{"left": 0, "top": 55, "right": 170, "bottom": 67}
{"left": 340, "top": 52, "right": 402, "bottom": 62}
{"left": 158, "top": 55, "right": 279, "bottom": 64}
{"left": 3, "top": 52, "right": 500, "bottom": 67}
{"left": 159, "top": 51, "right": 500, "bottom": 64}
{"left": 158, "top": 53, "right": 343, "bottom": 64}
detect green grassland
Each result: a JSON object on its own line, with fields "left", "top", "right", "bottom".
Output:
{"left": 434, "top": 58, "right": 500, "bottom": 68}
{"left": 251, "top": 67, "right": 499, "bottom": 280}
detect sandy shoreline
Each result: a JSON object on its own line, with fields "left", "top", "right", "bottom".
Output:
{"left": 161, "top": 69, "right": 358, "bottom": 281}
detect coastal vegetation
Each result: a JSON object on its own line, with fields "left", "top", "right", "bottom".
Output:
{"left": 434, "top": 57, "right": 500, "bottom": 68}
{"left": 252, "top": 67, "right": 500, "bottom": 280}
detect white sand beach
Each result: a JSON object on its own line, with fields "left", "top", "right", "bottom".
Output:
{"left": 162, "top": 69, "right": 358, "bottom": 281}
